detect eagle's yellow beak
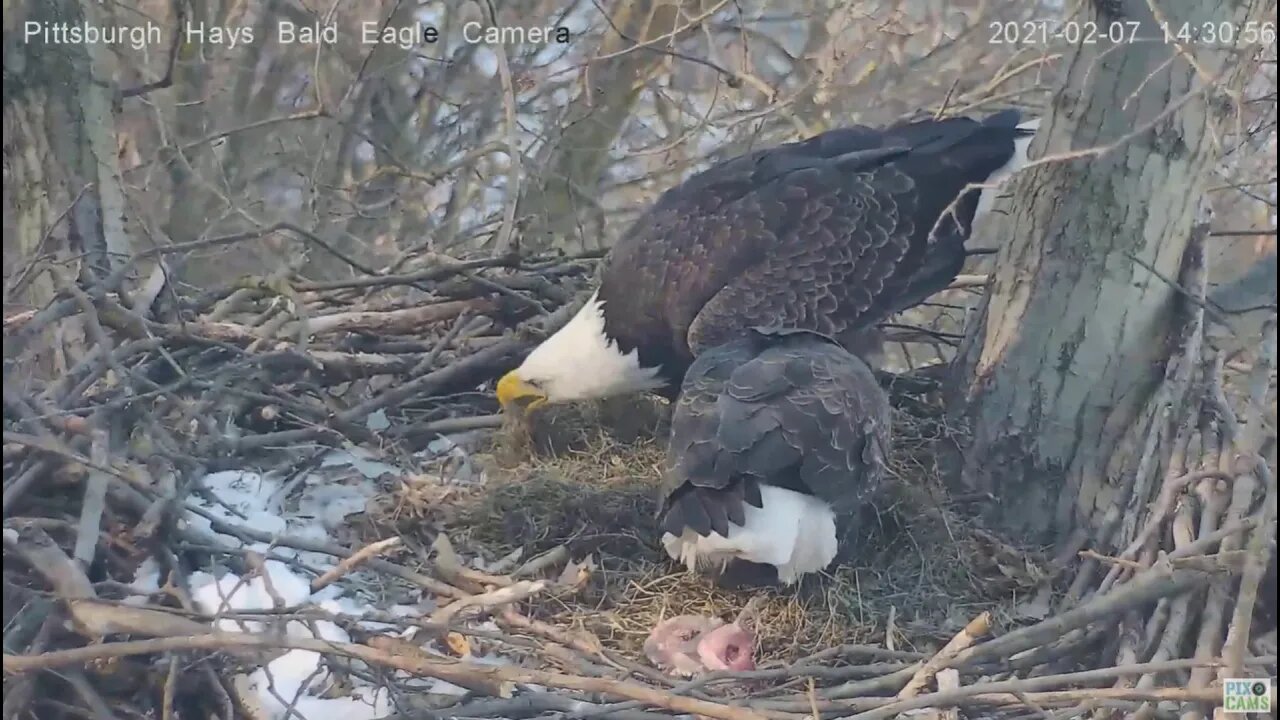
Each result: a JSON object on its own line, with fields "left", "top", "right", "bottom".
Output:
{"left": 496, "top": 371, "right": 547, "bottom": 412}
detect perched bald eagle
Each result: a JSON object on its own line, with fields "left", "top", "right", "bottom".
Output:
{"left": 656, "top": 327, "right": 890, "bottom": 585}
{"left": 496, "top": 111, "right": 1037, "bottom": 411}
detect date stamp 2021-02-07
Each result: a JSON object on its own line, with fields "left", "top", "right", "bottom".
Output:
{"left": 987, "top": 18, "right": 1277, "bottom": 47}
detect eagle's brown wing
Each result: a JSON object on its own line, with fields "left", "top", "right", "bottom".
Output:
{"left": 596, "top": 112, "right": 1030, "bottom": 371}
{"left": 658, "top": 327, "right": 891, "bottom": 542}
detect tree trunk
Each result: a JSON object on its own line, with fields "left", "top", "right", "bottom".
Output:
{"left": 74, "top": 0, "right": 134, "bottom": 276}
{"left": 3, "top": 0, "right": 134, "bottom": 379}
{"left": 949, "top": 0, "right": 1274, "bottom": 549}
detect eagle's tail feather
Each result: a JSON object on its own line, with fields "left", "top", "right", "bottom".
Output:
{"left": 658, "top": 485, "right": 839, "bottom": 585}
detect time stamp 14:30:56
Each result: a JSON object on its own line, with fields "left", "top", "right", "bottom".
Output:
{"left": 988, "top": 19, "right": 1277, "bottom": 46}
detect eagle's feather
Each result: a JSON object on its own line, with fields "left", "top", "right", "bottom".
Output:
{"left": 596, "top": 111, "right": 1034, "bottom": 386}
{"left": 657, "top": 327, "right": 891, "bottom": 584}
{"left": 500, "top": 112, "right": 1035, "bottom": 406}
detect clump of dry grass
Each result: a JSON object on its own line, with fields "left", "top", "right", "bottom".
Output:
{"left": 583, "top": 564, "right": 879, "bottom": 661}
{"left": 395, "top": 390, "right": 1051, "bottom": 664}
{"left": 453, "top": 436, "right": 667, "bottom": 565}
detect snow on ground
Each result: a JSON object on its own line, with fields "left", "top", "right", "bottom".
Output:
{"left": 128, "top": 441, "right": 507, "bottom": 720}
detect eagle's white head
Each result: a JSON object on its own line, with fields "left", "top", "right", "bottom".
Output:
{"left": 495, "top": 292, "right": 666, "bottom": 411}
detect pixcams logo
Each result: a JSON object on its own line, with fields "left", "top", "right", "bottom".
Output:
{"left": 1223, "top": 678, "right": 1272, "bottom": 714}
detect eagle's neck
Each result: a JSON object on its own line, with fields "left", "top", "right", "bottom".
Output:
{"left": 520, "top": 291, "right": 667, "bottom": 402}
{"left": 973, "top": 118, "right": 1039, "bottom": 223}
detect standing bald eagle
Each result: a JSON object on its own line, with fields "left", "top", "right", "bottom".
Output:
{"left": 657, "top": 327, "right": 890, "bottom": 585}
{"left": 496, "top": 111, "right": 1037, "bottom": 410}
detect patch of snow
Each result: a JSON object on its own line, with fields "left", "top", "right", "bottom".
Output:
{"left": 169, "top": 445, "right": 514, "bottom": 719}
{"left": 294, "top": 476, "right": 379, "bottom": 533}
{"left": 237, "top": 658, "right": 395, "bottom": 720}
{"left": 204, "top": 470, "right": 285, "bottom": 518}
{"left": 122, "top": 557, "right": 163, "bottom": 606}
{"left": 364, "top": 409, "right": 391, "bottom": 431}
{"left": 179, "top": 541, "right": 393, "bottom": 716}
{"left": 424, "top": 435, "right": 460, "bottom": 457}
{"left": 320, "top": 447, "right": 402, "bottom": 480}
{"left": 414, "top": 432, "right": 484, "bottom": 486}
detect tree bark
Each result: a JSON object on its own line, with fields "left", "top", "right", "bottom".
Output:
{"left": 949, "top": 0, "right": 1274, "bottom": 547}
{"left": 3, "top": 0, "right": 135, "bottom": 379}
{"left": 74, "top": 0, "right": 134, "bottom": 276}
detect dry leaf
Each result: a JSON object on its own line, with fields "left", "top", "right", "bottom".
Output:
{"left": 445, "top": 631, "right": 471, "bottom": 657}
{"left": 556, "top": 553, "right": 596, "bottom": 588}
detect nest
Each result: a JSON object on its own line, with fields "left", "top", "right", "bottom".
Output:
{"left": 3, "top": 247, "right": 1276, "bottom": 720}
{"left": 419, "top": 402, "right": 1047, "bottom": 663}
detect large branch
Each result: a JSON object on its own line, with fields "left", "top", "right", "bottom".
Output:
{"left": 949, "top": 0, "right": 1275, "bottom": 544}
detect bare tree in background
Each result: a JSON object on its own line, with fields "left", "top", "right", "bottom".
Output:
{"left": 4, "top": 0, "right": 1063, "bottom": 372}
{"left": 2, "top": 0, "right": 1278, "bottom": 714}
{"left": 515, "top": 0, "right": 699, "bottom": 253}
{"left": 951, "top": 0, "right": 1275, "bottom": 548}
{"left": 4, "top": 0, "right": 1272, "bottom": 435}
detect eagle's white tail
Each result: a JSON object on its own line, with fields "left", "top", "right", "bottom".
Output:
{"left": 660, "top": 484, "right": 838, "bottom": 585}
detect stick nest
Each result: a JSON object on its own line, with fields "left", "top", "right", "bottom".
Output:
{"left": 3, "top": 245, "right": 1276, "bottom": 720}
{"left": 418, "top": 402, "right": 1046, "bottom": 664}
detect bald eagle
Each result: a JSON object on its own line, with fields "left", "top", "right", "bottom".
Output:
{"left": 657, "top": 326, "right": 890, "bottom": 585}
{"left": 496, "top": 111, "right": 1037, "bottom": 411}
